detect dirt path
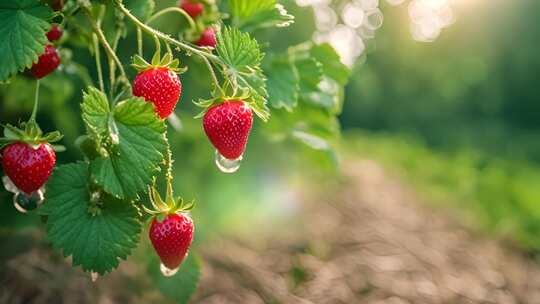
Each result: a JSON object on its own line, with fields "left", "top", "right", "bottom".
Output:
{"left": 192, "top": 160, "right": 540, "bottom": 304}
{"left": 3, "top": 159, "right": 540, "bottom": 303}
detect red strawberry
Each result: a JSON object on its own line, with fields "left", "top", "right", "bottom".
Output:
{"left": 196, "top": 28, "right": 217, "bottom": 49}
{"left": 46, "top": 24, "right": 63, "bottom": 42}
{"left": 2, "top": 142, "right": 56, "bottom": 194}
{"left": 180, "top": 0, "right": 204, "bottom": 19}
{"left": 48, "top": 0, "right": 63, "bottom": 11}
{"left": 149, "top": 213, "right": 194, "bottom": 270}
{"left": 31, "top": 44, "right": 60, "bottom": 79}
{"left": 132, "top": 67, "right": 182, "bottom": 119}
{"left": 203, "top": 100, "right": 253, "bottom": 160}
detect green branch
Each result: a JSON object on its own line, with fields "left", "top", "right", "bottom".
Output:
{"left": 114, "top": 0, "right": 222, "bottom": 65}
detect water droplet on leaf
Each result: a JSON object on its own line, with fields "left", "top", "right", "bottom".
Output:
{"left": 160, "top": 262, "right": 179, "bottom": 277}
{"left": 214, "top": 151, "right": 242, "bottom": 173}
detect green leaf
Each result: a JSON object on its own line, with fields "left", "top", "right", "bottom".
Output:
{"left": 217, "top": 27, "right": 263, "bottom": 73}
{"left": 265, "top": 57, "right": 299, "bottom": 111}
{"left": 81, "top": 87, "right": 110, "bottom": 147}
{"left": 124, "top": 0, "right": 155, "bottom": 21}
{"left": 217, "top": 27, "right": 270, "bottom": 121}
{"left": 310, "top": 43, "right": 350, "bottom": 86}
{"left": 0, "top": 0, "right": 53, "bottom": 81}
{"left": 291, "top": 44, "right": 349, "bottom": 114}
{"left": 149, "top": 253, "right": 201, "bottom": 303}
{"left": 83, "top": 94, "right": 167, "bottom": 199}
{"left": 39, "top": 163, "right": 142, "bottom": 275}
{"left": 229, "top": 0, "right": 294, "bottom": 31}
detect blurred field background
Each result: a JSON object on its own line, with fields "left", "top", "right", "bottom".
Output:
{"left": 2, "top": 0, "right": 540, "bottom": 303}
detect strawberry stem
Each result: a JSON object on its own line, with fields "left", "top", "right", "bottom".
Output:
{"left": 30, "top": 80, "right": 40, "bottom": 123}
{"left": 92, "top": 34, "right": 105, "bottom": 92}
{"left": 146, "top": 7, "right": 196, "bottom": 32}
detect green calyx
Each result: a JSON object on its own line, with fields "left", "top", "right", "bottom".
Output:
{"left": 143, "top": 181, "right": 194, "bottom": 219}
{"left": 131, "top": 51, "right": 187, "bottom": 74}
{"left": 193, "top": 89, "right": 251, "bottom": 119}
{"left": 0, "top": 121, "right": 64, "bottom": 150}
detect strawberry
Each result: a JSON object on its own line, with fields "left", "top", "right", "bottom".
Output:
{"left": 2, "top": 142, "right": 56, "bottom": 194}
{"left": 196, "top": 28, "right": 217, "bottom": 49}
{"left": 180, "top": 0, "right": 204, "bottom": 19}
{"left": 149, "top": 213, "right": 194, "bottom": 270}
{"left": 49, "top": 0, "right": 64, "bottom": 11}
{"left": 203, "top": 100, "right": 253, "bottom": 160}
{"left": 46, "top": 24, "right": 63, "bottom": 42}
{"left": 132, "top": 67, "right": 182, "bottom": 119}
{"left": 31, "top": 44, "right": 60, "bottom": 79}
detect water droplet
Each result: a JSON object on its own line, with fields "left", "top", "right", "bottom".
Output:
{"left": 13, "top": 190, "right": 44, "bottom": 213}
{"left": 214, "top": 151, "right": 242, "bottom": 173}
{"left": 91, "top": 272, "right": 99, "bottom": 282}
{"left": 160, "top": 263, "right": 179, "bottom": 277}
{"left": 2, "top": 176, "right": 18, "bottom": 194}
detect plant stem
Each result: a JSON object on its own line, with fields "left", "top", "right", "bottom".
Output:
{"left": 92, "top": 34, "right": 105, "bottom": 92}
{"left": 146, "top": 7, "right": 196, "bottom": 31}
{"left": 30, "top": 80, "right": 40, "bottom": 123}
{"left": 201, "top": 55, "right": 225, "bottom": 96}
{"left": 114, "top": 0, "right": 222, "bottom": 65}
{"left": 83, "top": 7, "right": 129, "bottom": 89}
{"left": 137, "top": 27, "right": 143, "bottom": 56}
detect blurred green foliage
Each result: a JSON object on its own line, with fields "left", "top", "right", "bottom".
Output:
{"left": 342, "top": 0, "right": 540, "bottom": 162}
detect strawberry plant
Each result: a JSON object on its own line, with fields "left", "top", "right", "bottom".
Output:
{"left": 0, "top": 0, "right": 352, "bottom": 302}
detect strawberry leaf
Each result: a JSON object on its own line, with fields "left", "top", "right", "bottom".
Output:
{"left": 149, "top": 252, "right": 201, "bottom": 303}
{"left": 216, "top": 27, "right": 270, "bottom": 121}
{"left": 264, "top": 56, "right": 299, "bottom": 111}
{"left": 81, "top": 88, "right": 167, "bottom": 199}
{"left": 0, "top": 0, "right": 53, "bottom": 81}
{"left": 39, "top": 162, "right": 142, "bottom": 275}
{"left": 89, "top": 97, "right": 167, "bottom": 199}
{"left": 81, "top": 87, "right": 111, "bottom": 147}
{"left": 229, "top": 0, "right": 294, "bottom": 31}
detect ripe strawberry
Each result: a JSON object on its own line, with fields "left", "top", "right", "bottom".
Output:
{"left": 31, "top": 44, "right": 60, "bottom": 79}
{"left": 132, "top": 67, "right": 182, "bottom": 119}
{"left": 196, "top": 28, "right": 217, "bottom": 49}
{"left": 2, "top": 142, "right": 56, "bottom": 194}
{"left": 203, "top": 100, "right": 253, "bottom": 160}
{"left": 180, "top": 0, "right": 204, "bottom": 19}
{"left": 48, "top": 0, "right": 63, "bottom": 11}
{"left": 46, "top": 24, "right": 63, "bottom": 42}
{"left": 149, "top": 213, "right": 194, "bottom": 270}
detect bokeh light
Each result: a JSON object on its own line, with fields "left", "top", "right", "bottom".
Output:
{"left": 296, "top": 0, "right": 460, "bottom": 65}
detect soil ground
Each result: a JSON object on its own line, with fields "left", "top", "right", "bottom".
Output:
{"left": 3, "top": 159, "right": 540, "bottom": 303}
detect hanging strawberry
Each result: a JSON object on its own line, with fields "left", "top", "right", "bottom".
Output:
{"left": 131, "top": 52, "right": 186, "bottom": 119}
{"left": 144, "top": 182, "right": 195, "bottom": 277}
{"left": 0, "top": 82, "right": 63, "bottom": 208}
